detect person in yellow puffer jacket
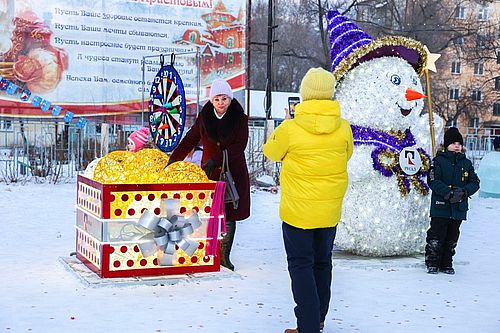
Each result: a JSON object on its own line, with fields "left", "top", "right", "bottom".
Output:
{"left": 263, "top": 67, "right": 353, "bottom": 333}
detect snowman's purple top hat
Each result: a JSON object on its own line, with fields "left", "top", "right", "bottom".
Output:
{"left": 328, "top": 9, "right": 427, "bottom": 82}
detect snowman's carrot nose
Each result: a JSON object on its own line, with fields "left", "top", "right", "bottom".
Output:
{"left": 405, "top": 88, "right": 427, "bottom": 101}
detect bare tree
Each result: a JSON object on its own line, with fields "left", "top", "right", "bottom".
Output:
{"left": 249, "top": 0, "right": 362, "bottom": 91}
{"left": 249, "top": 0, "right": 335, "bottom": 91}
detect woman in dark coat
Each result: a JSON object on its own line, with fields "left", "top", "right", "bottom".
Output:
{"left": 168, "top": 78, "right": 250, "bottom": 270}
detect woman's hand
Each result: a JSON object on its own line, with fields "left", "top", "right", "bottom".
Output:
{"left": 284, "top": 107, "right": 291, "bottom": 120}
{"left": 202, "top": 159, "right": 215, "bottom": 177}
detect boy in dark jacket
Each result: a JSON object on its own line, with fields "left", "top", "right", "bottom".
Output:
{"left": 425, "top": 127, "right": 480, "bottom": 274}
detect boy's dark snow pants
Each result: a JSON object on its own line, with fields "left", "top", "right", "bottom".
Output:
{"left": 425, "top": 217, "right": 462, "bottom": 268}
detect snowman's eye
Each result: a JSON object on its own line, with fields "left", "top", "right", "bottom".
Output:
{"left": 412, "top": 77, "right": 418, "bottom": 85}
{"left": 390, "top": 75, "right": 401, "bottom": 85}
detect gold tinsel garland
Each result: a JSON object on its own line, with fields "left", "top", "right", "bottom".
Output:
{"left": 411, "top": 149, "right": 431, "bottom": 196}
{"left": 377, "top": 150, "right": 399, "bottom": 170}
{"left": 92, "top": 149, "right": 210, "bottom": 184}
{"left": 387, "top": 130, "right": 407, "bottom": 141}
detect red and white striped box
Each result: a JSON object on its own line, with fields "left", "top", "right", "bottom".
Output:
{"left": 75, "top": 175, "right": 223, "bottom": 278}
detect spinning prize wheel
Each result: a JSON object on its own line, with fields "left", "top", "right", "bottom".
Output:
{"left": 149, "top": 54, "right": 187, "bottom": 152}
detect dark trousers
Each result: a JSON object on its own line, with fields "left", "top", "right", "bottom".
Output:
{"left": 282, "top": 222, "right": 337, "bottom": 333}
{"left": 425, "top": 217, "right": 462, "bottom": 268}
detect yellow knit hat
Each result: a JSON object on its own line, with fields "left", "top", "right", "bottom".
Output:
{"left": 300, "top": 67, "right": 336, "bottom": 101}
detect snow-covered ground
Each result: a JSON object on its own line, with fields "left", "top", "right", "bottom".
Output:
{"left": 0, "top": 182, "right": 499, "bottom": 332}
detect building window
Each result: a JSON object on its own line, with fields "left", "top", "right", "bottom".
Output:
{"left": 471, "top": 89, "right": 483, "bottom": 102}
{"left": 0, "top": 119, "right": 12, "bottom": 130}
{"left": 455, "top": 6, "right": 466, "bottom": 19}
{"left": 494, "top": 103, "right": 500, "bottom": 116}
{"left": 226, "top": 37, "right": 235, "bottom": 48}
{"left": 449, "top": 88, "right": 460, "bottom": 100}
{"left": 453, "top": 36, "right": 464, "bottom": 45}
{"left": 227, "top": 54, "right": 234, "bottom": 64}
{"left": 451, "top": 61, "right": 461, "bottom": 74}
{"left": 476, "top": 35, "right": 487, "bottom": 48}
{"left": 478, "top": 7, "right": 488, "bottom": 21}
{"left": 469, "top": 117, "right": 479, "bottom": 128}
{"left": 474, "top": 62, "right": 484, "bottom": 75}
{"left": 495, "top": 77, "right": 500, "bottom": 90}
{"left": 446, "top": 119, "right": 458, "bottom": 127}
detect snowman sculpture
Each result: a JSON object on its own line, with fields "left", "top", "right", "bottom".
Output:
{"left": 327, "top": 9, "right": 439, "bottom": 256}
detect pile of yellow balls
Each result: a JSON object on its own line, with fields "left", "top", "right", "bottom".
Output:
{"left": 87, "top": 149, "right": 210, "bottom": 184}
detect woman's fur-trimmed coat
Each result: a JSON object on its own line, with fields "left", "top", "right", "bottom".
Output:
{"left": 169, "top": 99, "right": 250, "bottom": 221}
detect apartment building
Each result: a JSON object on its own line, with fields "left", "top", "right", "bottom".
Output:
{"left": 440, "top": 1, "right": 499, "bottom": 133}
{"left": 354, "top": 0, "right": 500, "bottom": 136}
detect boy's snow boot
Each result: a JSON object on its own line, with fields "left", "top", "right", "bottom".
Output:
{"left": 220, "top": 220, "right": 236, "bottom": 271}
{"left": 427, "top": 266, "right": 438, "bottom": 274}
{"left": 440, "top": 267, "right": 455, "bottom": 275}
{"left": 440, "top": 241, "right": 457, "bottom": 270}
{"left": 425, "top": 239, "right": 442, "bottom": 268}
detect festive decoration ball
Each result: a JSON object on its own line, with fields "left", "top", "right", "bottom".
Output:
{"left": 132, "top": 148, "right": 171, "bottom": 184}
{"left": 164, "top": 161, "right": 209, "bottom": 183}
{"left": 90, "top": 149, "right": 210, "bottom": 185}
{"left": 83, "top": 157, "right": 101, "bottom": 179}
{"left": 93, "top": 150, "right": 135, "bottom": 184}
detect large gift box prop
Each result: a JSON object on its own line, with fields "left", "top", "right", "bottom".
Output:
{"left": 75, "top": 150, "right": 226, "bottom": 278}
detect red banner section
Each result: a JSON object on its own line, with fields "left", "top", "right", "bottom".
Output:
{"left": 0, "top": 72, "right": 245, "bottom": 123}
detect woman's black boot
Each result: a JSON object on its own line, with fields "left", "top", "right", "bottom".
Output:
{"left": 220, "top": 221, "right": 236, "bottom": 271}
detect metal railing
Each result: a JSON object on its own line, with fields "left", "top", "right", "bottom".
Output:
{"left": 0, "top": 118, "right": 271, "bottom": 184}
{"left": 0, "top": 120, "right": 137, "bottom": 183}
{"left": 3, "top": 120, "right": 494, "bottom": 184}
{"left": 464, "top": 127, "right": 499, "bottom": 168}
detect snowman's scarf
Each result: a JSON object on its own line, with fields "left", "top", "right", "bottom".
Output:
{"left": 351, "top": 125, "right": 431, "bottom": 196}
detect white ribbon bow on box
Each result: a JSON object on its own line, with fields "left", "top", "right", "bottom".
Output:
{"left": 136, "top": 199, "right": 203, "bottom": 266}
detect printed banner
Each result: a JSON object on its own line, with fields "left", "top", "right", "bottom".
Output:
{"left": 0, "top": 0, "right": 246, "bottom": 123}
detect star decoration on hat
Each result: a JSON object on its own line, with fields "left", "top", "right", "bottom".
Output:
{"left": 423, "top": 45, "right": 441, "bottom": 73}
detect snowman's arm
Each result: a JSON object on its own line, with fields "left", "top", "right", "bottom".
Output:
{"left": 417, "top": 113, "right": 445, "bottom": 148}
{"left": 347, "top": 146, "right": 376, "bottom": 182}
{"left": 263, "top": 121, "right": 289, "bottom": 162}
